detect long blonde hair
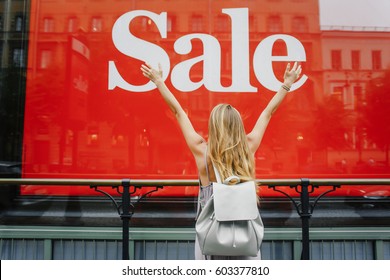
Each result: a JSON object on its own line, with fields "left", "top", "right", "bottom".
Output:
{"left": 208, "top": 104, "right": 255, "bottom": 183}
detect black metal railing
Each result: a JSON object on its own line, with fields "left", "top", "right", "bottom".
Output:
{"left": 0, "top": 177, "right": 390, "bottom": 260}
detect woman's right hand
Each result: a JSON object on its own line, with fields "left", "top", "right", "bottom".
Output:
{"left": 141, "top": 63, "right": 163, "bottom": 84}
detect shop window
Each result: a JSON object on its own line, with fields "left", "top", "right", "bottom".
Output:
{"left": 331, "top": 50, "right": 342, "bottom": 70}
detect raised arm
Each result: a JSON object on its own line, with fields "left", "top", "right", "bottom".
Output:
{"left": 141, "top": 63, "right": 205, "bottom": 156}
{"left": 247, "top": 62, "right": 302, "bottom": 154}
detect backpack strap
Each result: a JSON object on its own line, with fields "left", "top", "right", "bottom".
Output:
{"left": 212, "top": 164, "right": 241, "bottom": 185}
{"left": 196, "top": 145, "right": 211, "bottom": 220}
{"left": 204, "top": 145, "right": 211, "bottom": 183}
{"left": 212, "top": 164, "right": 222, "bottom": 183}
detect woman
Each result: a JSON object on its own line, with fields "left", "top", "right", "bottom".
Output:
{"left": 141, "top": 62, "right": 302, "bottom": 259}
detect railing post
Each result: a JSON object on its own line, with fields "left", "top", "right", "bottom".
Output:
{"left": 121, "top": 179, "right": 131, "bottom": 260}
{"left": 300, "top": 178, "right": 311, "bottom": 260}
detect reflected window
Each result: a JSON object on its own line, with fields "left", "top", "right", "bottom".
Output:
{"left": 267, "top": 16, "right": 282, "bottom": 33}
{"left": 215, "top": 15, "right": 230, "bottom": 32}
{"left": 353, "top": 86, "right": 364, "bottom": 110}
{"left": 331, "top": 50, "right": 342, "bottom": 70}
{"left": 302, "top": 42, "right": 312, "bottom": 70}
{"left": 67, "top": 17, "right": 78, "bottom": 33}
{"left": 91, "top": 17, "right": 103, "bottom": 32}
{"left": 372, "top": 50, "right": 382, "bottom": 70}
{"left": 43, "top": 17, "right": 55, "bottom": 33}
{"left": 140, "top": 17, "right": 149, "bottom": 32}
{"left": 249, "top": 15, "right": 255, "bottom": 31}
{"left": 167, "top": 15, "right": 176, "bottom": 32}
{"left": 12, "top": 48, "right": 25, "bottom": 67}
{"left": 215, "top": 15, "right": 229, "bottom": 33}
{"left": 39, "top": 50, "right": 52, "bottom": 69}
{"left": 14, "top": 15, "right": 24, "bottom": 31}
{"left": 292, "top": 16, "right": 307, "bottom": 33}
{"left": 351, "top": 50, "right": 360, "bottom": 70}
{"left": 191, "top": 15, "right": 203, "bottom": 32}
{"left": 332, "top": 85, "right": 344, "bottom": 103}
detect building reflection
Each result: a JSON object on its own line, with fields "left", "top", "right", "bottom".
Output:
{"left": 0, "top": 0, "right": 389, "bottom": 183}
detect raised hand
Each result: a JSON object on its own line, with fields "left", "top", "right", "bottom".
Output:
{"left": 283, "top": 62, "right": 302, "bottom": 87}
{"left": 141, "top": 63, "right": 163, "bottom": 84}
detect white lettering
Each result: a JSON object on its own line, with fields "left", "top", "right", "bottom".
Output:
{"left": 171, "top": 34, "right": 220, "bottom": 92}
{"left": 109, "top": 10, "right": 170, "bottom": 92}
{"left": 224, "top": 8, "right": 256, "bottom": 92}
{"left": 171, "top": 8, "right": 256, "bottom": 92}
{"left": 109, "top": 9, "right": 308, "bottom": 93}
{"left": 253, "top": 34, "right": 307, "bottom": 92}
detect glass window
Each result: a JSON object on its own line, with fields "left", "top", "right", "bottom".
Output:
{"left": 67, "top": 17, "right": 78, "bottom": 33}
{"left": 167, "top": 15, "right": 176, "bottom": 32}
{"left": 372, "top": 50, "right": 382, "bottom": 70}
{"left": 332, "top": 85, "right": 344, "bottom": 98}
{"left": 351, "top": 50, "right": 360, "bottom": 70}
{"left": 12, "top": 48, "right": 24, "bottom": 67}
{"left": 331, "top": 50, "right": 342, "bottom": 70}
{"left": 215, "top": 15, "right": 229, "bottom": 32}
{"left": 267, "top": 16, "right": 282, "bottom": 32}
{"left": 43, "top": 17, "right": 55, "bottom": 32}
{"left": 353, "top": 85, "right": 364, "bottom": 110}
{"left": 39, "top": 50, "right": 52, "bottom": 69}
{"left": 91, "top": 17, "right": 103, "bottom": 32}
{"left": 15, "top": 15, "right": 24, "bottom": 31}
{"left": 191, "top": 15, "right": 203, "bottom": 32}
{"left": 292, "top": 16, "right": 308, "bottom": 33}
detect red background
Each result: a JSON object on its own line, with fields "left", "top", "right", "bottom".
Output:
{"left": 22, "top": 0, "right": 390, "bottom": 196}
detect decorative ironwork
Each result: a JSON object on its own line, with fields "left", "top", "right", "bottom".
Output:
{"left": 1, "top": 177, "right": 389, "bottom": 260}
{"left": 267, "top": 180, "right": 341, "bottom": 260}
{"left": 267, "top": 184, "right": 341, "bottom": 217}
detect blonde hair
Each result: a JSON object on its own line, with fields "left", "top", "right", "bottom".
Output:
{"left": 208, "top": 104, "right": 255, "bottom": 183}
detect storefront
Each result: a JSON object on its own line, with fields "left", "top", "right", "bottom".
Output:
{"left": 1, "top": 0, "right": 389, "bottom": 260}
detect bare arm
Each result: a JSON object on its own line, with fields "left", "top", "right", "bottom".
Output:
{"left": 141, "top": 63, "right": 205, "bottom": 156}
{"left": 247, "top": 62, "right": 302, "bottom": 154}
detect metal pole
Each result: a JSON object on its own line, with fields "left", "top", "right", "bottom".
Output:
{"left": 300, "top": 178, "right": 311, "bottom": 260}
{"left": 121, "top": 179, "right": 131, "bottom": 260}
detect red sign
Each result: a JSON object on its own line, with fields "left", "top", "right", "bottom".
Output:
{"left": 23, "top": 0, "right": 390, "bottom": 196}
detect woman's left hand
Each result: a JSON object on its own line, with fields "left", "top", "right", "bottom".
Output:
{"left": 283, "top": 62, "right": 302, "bottom": 87}
{"left": 141, "top": 63, "right": 163, "bottom": 84}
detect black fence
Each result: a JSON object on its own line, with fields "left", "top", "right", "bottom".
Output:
{"left": 1, "top": 177, "right": 390, "bottom": 260}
